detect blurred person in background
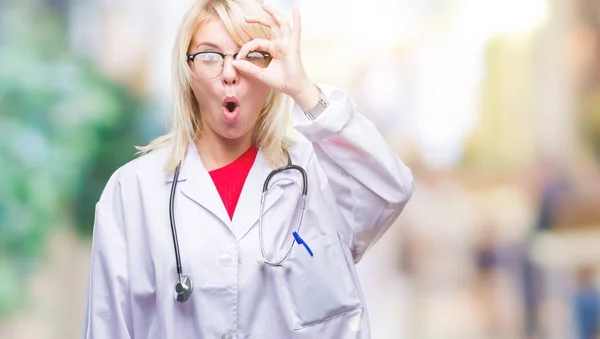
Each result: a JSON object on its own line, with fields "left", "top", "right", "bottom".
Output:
{"left": 81, "top": 0, "right": 414, "bottom": 338}
{"left": 523, "top": 159, "right": 570, "bottom": 339}
{"left": 573, "top": 266, "right": 599, "bottom": 339}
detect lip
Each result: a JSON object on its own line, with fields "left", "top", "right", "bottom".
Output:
{"left": 222, "top": 95, "right": 239, "bottom": 107}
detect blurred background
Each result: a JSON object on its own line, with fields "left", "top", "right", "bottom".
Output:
{"left": 1, "top": 0, "right": 600, "bottom": 338}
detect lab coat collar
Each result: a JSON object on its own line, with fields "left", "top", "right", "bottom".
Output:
{"left": 165, "top": 143, "right": 283, "bottom": 241}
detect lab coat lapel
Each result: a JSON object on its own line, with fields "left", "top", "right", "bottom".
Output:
{"left": 232, "top": 150, "right": 283, "bottom": 241}
{"left": 174, "top": 144, "right": 232, "bottom": 228}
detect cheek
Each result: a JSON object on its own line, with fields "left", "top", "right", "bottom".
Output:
{"left": 190, "top": 79, "right": 218, "bottom": 110}
{"left": 245, "top": 81, "right": 270, "bottom": 111}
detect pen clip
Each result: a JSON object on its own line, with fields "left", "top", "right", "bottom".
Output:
{"left": 292, "top": 232, "right": 313, "bottom": 257}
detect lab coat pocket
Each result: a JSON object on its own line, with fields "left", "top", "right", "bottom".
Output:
{"left": 278, "top": 233, "right": 362, "bottom": 330}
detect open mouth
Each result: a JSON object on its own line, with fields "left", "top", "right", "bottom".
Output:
{"left": 222, "top": 96, "right": 239, "bottom": 111}
{"left": 226, "top": 101, "right": 237, "bottom": 113}
{"left": 222, "top": 96, "right": 240, "bottom": 122}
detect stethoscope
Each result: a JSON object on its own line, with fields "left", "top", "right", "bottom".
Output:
{"left": 170, "top": 149, "right": 310, "bottom": 303}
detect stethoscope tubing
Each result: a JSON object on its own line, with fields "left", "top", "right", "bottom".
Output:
{"left": 169, "top": 149, "right": 308, "bottom": 302}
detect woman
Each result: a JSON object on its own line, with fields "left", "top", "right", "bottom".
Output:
{"left": 82, "top": 0, "right": 414, "bottom": 338}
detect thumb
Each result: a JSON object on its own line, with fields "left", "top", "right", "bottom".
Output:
{"left": 232, "top": 60, "right": 265, "bottom": 81}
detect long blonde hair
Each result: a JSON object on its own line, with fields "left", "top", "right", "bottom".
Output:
{"left": 136, "top": 0, "right": 289, "bottom": 172}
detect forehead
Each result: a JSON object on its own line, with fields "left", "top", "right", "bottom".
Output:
{"left": 191, "top": 18, "right": 237, "bottom": 51}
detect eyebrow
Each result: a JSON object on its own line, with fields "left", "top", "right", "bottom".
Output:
{"left": 195, "top": 42, "right": 221, "bottom": 50}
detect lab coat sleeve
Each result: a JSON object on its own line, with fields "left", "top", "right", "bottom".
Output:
{"left": 82, "top": 174, "right": 133, "bottom": 338}
{"left": 292, "top": 84, "right": 414, "bottom": 263}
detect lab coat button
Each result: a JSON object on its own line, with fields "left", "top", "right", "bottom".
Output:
{"left": 221, "top": 332, "right": 234, "bottom": 339}
{"left": 219, "top": 254, "right": 233, "bottom": 267}
{"left": 348, "top": 313, "right": 363, "bottom": 332}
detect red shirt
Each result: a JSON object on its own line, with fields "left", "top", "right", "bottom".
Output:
{"left": 208, "top": 146, "right": 258, "bottom": 220}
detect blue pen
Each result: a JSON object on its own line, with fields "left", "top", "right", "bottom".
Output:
{"left": 292, "top": 232, "right": 313, "bottom": 257}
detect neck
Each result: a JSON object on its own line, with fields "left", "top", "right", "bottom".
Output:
{"left": 196, "top": 132, "right": 255, "bottom": 171}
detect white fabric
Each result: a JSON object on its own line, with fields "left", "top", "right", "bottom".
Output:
{"left": 82, "top": 84, "right": 414, "bottom": 339}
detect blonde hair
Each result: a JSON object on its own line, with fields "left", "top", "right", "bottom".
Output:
{"left": 136, "top": 0, "right": 290, "bottom": 172}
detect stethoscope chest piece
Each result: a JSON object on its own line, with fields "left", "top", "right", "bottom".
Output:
{"left": 174, "top": 274, "right": 194, "bottom": 303}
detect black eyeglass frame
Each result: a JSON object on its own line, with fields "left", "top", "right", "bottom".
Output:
{"left": 186, "top": 51, "right": 272, "bottom": 79}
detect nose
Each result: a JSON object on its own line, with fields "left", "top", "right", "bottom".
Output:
{"left": 221, "top": 55, "right": 238, "bottom": 86}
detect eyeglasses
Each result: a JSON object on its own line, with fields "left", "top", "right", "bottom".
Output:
{"left": 186, "top": 51, "right": 272, "bottom": 79}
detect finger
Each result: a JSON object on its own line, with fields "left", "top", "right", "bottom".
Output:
{"left": 244, "top": 15, "right": 275, "bottom": 28}
{"left": 244, "top": 15, "right": 280, "bottom": 40}
{"left": 232, "top": 59, "right": 266, "bottom": 81}
{"left": 292, "top": 5, "right": 301, "bottom": 43}
{"left": 262, "top": 4, "right": 291, "bottom": 37}
{"left": 237, "top": 38, "right": 274, "bottom": 60}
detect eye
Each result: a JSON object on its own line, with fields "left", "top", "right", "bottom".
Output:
{"left": 246, "top": 51, "right": 268, "bottom": 60}
{"left": 196, "top": 52, "right": 222, "bottom": 62}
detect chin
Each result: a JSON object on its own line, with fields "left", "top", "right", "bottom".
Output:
{"left": 217, "top": 127, "right": 251, "bottom": 141}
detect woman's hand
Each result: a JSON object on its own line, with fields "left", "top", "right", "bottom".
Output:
{"left": 232, "top": 4, "right": 320, "bottom": 111}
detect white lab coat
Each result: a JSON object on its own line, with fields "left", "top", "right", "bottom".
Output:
{"left": 82, "top": 84, "right": 414, "bottom": 339}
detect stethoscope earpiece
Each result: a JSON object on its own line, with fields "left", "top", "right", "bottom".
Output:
{"left": 174, "top": 274, "right": 194, "bottom": 303}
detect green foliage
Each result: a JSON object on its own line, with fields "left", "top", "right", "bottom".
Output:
{"left": 0, "top": 5, "right": 148, "bottom": 317}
